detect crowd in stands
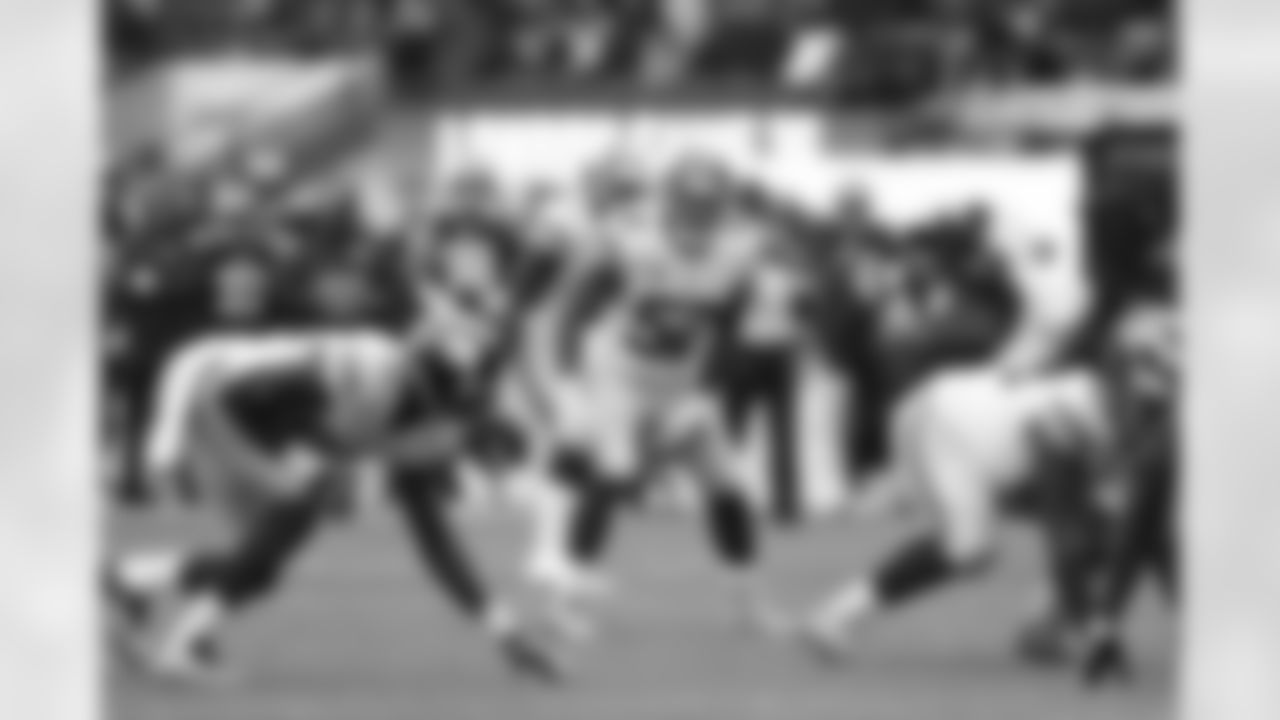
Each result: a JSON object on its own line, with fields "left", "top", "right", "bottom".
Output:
{"left": 107, "top": 0, "right": 1174, "bottom": 100}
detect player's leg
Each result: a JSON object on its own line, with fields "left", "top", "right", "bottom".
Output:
{"left": 498, "top": 411, "right": 581, "bottom": 593}
{"left": 1016, "top": 460, "right": 1110, "bottom": 666}
{"left": 523, "top": 439, "right": 638, "bottom": 646}
{"left": 1081, "top": 462, "right": 1177, "bottom": 684}
{"left": 700, "top": 480, "right": 774, "bottom": 631}
{"left": 529, "top": 379, "right": 640, "bottom": 614}
{"left": 801, "top": 408, "right": 999, "bottom": 660}
{"left": 105, "top": 427, "right": 310, "bottom": 659}
{"left": 518, "top": 450, "right": 582, "bottom": 590}
{"left": 386, "top": 461, "right": 564, "bottom": 681}
{"left": 388, "top": 462, "right": 499, "bottom": 622}
{"left": 1150, "top": 466, "right": 1180, "bottom": 604}
{"left": 522, "top": 370, "right": 623, "bottom": 582}
{"left": 1016, "top": 508, "right": 1108, "bottom": 665}
{"left": 105, "top": 344, "right": 227, "bottom": 614}
{"left": 106, "top": 427, "right": 214, "bottom": 640}
{"left": 666, "top": 394, "right": 775, "bottom": 629}
{"left": 142, "top": 460, "right": 334, "bottom": 677}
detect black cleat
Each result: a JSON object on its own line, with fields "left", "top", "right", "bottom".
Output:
{"left": 1083, "top": 636, "right": 1134, "bottom": 687}
{"left": 499, "top": 630, "right": 566, "bottom": 685}
{"left": 796, "top": 623, "right": 853, "bottom": 668}
{"left": 1015, "top": 618, "right": 1079, "bottom": 667}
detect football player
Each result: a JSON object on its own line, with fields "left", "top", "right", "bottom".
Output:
{"left": 104, "top": 219, "right": 564, "bottom": 684}
{"left": 790, "top": 222, "right": 1111, "bottom": 665}
{"left": 530, "top": 155, "right": 772, "bottom": 638}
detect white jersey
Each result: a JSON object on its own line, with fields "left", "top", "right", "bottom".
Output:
{"left": 548, "top": 213, "right": 749, "bottom": 478}
{"left": 585, "top": 225, "right": 745, "bottom": 396}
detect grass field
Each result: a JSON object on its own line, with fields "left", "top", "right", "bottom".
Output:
{"left": 108, "top": 503, "right": 1175, "bottom": 720}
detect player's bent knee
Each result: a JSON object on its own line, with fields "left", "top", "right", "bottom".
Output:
{"left": 551, "top": 447, "right": 600, "bottom": 495}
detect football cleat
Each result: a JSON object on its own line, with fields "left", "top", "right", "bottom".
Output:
{"left": 1082, "top": 635, "right": 1135, "bottom": 687}
{"left": 499, "top": 629, "right": 567, "bottom": 685}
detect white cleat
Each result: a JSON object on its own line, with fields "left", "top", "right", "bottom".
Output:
{"left": 143, "top": 638, "right": 236, "bottom": 689}
{"left": 795, "top": 619, "right": 855, "bottom": 667}
{"left": 527, "top": 559, "right": 616, "bottom": 602}
{"left": 497, "top": 627, "right": 568, "bottom": 685}
{"left": 526, "top": 561, "right": 615, "bottom": 645}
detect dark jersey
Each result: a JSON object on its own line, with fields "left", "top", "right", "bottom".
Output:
{"left": 223, "top": 365, "right": 331, "bottom": 453}
{"left": 207, "top": 332, "right": 405, "bottom": 458}
{"left": 390, "top": 349, "right": 496, "bottom": 431}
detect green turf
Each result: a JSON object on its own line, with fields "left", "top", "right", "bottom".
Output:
{"left": 108, "top": 504, "right": 1174, "bottom": 720}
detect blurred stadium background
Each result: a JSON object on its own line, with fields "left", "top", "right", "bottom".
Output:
{"left": 104, "top": 5, "right": 1177, "bottom": 718}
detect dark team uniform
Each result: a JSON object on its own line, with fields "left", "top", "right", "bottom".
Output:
{"left": 810, "top": 222, "right": 1019, "bottom": 481}
{"left": 135, "top": 328, "right": 533, "bottom": 665}
{"left": 1079, "top": 307, "right": 1178, "bottom": 683}
{"left": 223, "top": 367, "right": 332, "bottom": 455}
